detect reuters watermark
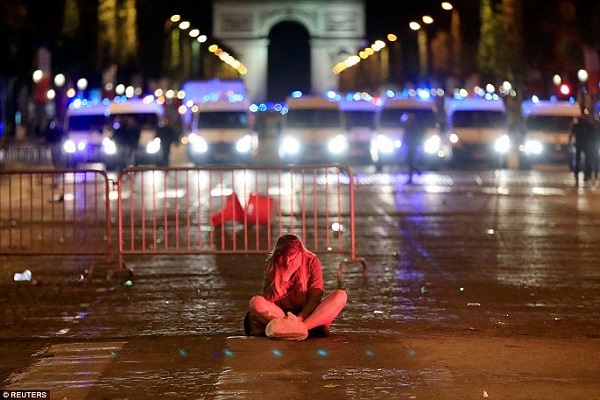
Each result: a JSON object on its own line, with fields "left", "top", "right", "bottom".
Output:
{"left": 0, "top": 391, "right": 50, "bottom": 399}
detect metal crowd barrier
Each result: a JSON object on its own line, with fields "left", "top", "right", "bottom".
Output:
{"left": 0, "top": 169, "right": 113, "bottom": 259}
{"left": 116, "top": 165, "right": 366, "bottom": 280}
{"left": 1, "top": 142, "right": 57, "bottom": 167}
{"left": 0, "top": 164, "right": 366, "bottom": 282}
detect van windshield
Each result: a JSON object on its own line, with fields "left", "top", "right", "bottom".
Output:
{"left": 197, "top": 111, "right": 248, "bottom": 129}
{"left": 526, "top": 115, "right": 574, "bottom": 132}
{"left": 110, "top": 113, "right": 160, "bottom": 129}
{"left": 344, "top": 111, "right": 376, "bottom": 129}
{"left": 451, "top": 110, "right": 506, "bottom": 128}
{"left": 286, "top": 109, "right": 341, "bottom": 128}
{"left": 380, "top": 109, "right": 436, "bottom": 128}
{"left": 67, "top": 114, "right": 106, "bottom": 131}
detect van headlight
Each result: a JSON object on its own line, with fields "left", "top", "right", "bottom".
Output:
{"left": 523, "top": 140, "right": 543, "bottom": 155}
{"left": 373, "top": 134, "right": 395, "bottom": 154}
{"left": 146, "top": 137, "right": 161, "bottom": 154}
{"left": 188, "top": 134, "right": 208, "bottom": 154}
{"left": 63, "top": 139, "right": 77, "bottom": 154}
{"left": 280, "top": 136, "right": 301, "bottom": 155}
{"left": 494, "top": 134, "right": 510, "bottom": 154}
{"left": 423, "top": 135, "right": 441, "bottom": 154}
{"left": 236, "top": 134, "right": 253, "bottom": 154}
{"left": 102, "top": 137, "right": 117, "bottom": 155}
{"left": 327, "top": 134, "right": 348, "bottom": 154}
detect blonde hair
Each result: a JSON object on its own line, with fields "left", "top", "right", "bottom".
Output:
{"left": 265, "top": 234, "right": 309, "bottom": 300}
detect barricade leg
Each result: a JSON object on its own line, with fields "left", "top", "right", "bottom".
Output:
{"left": 337, "top": 257, "right": 368, "bottom": 285}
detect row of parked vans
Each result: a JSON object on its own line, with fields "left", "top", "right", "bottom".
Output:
{"left": 280, "top": 91, "right": 581, "bottom": 169}
{"left": 279, "top": 91, "right": 582, "bottom": 170}
{"left": 59, "top": 82, "right": 583, "bottom": 171}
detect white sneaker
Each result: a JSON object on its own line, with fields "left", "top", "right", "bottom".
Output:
{"left": 265, "top": 312, "right": 308, "bottom": 341}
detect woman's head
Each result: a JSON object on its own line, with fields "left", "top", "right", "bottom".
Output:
{"left": 272, "top": 234, "right": 304, "bottom": 260}
{"left": 267, "top": 234, "right": 308, "bottom": 296}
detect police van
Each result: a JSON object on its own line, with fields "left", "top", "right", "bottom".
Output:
{"left": 444, "top": 95, "right": 510, "bottom": 166}
{"left": 518, "top": 98, "right": 581, "bottom": 169}
{"left": 62, "top": 97, "right": 165, "bottom": 169}
{"left": 373, "top": 91, "right": 447, "bottom": 170}
{"left": 338, "top": 94, "right": 379, "bottom": 165}
{"left": 183, "top": 80, "right": 258, "bottom": 165}
{"left": 278, "top": 92, "right": 347, "bottom": 164}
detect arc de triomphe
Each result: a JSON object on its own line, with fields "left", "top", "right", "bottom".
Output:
{"left": 213, "top": 0, "right": 365, "bottom": 102}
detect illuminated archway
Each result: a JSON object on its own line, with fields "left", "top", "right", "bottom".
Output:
{"left": 213, "top": 0, "right": 365, "bottom": 102}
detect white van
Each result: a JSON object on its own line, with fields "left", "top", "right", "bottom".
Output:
{"left": 518, "top": 99, "right": 581, "bottom": 169}
{"left": 62, "top": 98, "right": 164, "bottom": 169}
{"left": 338, "top": 95, "right": 379, "bottom": 165}
{"left": 373, "top": 93, "right": 447, "bottom": 169}
{"left": 444, "top": 95, "right": 510, "bottom": 166}
{"left": 185, "top": 98, "right": 257, "bottom": 165}
{"left": 182, "top": 80, "right": 257, "bottom": 165}
{"left": 62, "top": 102, "right": 109, "bottom": 166}
{"left": 278, "top": 94, "right": 347, "bottom": 164}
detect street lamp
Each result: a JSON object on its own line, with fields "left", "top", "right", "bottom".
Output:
{"left": 189, "top": 29, "right": 204, "bottom": 79}
{"left": 409, "top": 16, "right": 433, "bottom": 84}
{"left": 441, "top": 2, "right": 453, "bottom": 11}
{"left": 577, "top": 69, "right": 589, "bottom": 111}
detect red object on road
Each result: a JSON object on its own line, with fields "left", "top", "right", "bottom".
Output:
{"left": 210, "top": 193, "right": 245, "bottom": 226}
{"left": 245, "top": 193, "right": 274, "bottom": 225}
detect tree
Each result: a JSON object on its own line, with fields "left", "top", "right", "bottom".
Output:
{"left": 502, "top": 0, "right": 523, "bottom": 81}
{"left": 477, "top": 0, "right": 506, "bottom": 80}
{"left": 98, "top": 0, "right": 138, "bottom": 72}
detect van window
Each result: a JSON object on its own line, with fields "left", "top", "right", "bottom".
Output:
{"left": 110, "top": 113, "right": 160, "bottom": 129}
{"left": 344, "top": 110, "right": 376, "bottom": 129}
{"left": 197, "top": 111, "right": 248, "bottom": 129}
{"left": 286, "top": 109, "right": 341, "bottom": 128}
{"left": 380, "top": 109, "right": 436, "bottom": 128}
{"left": 525, "top": 116, "right": 573, "bottom": 132}
{"left": 67, "top": 114, "right": 106, "bottom": 131}
{"left": 451, "top": 110, "right": 506, "bottom": 128}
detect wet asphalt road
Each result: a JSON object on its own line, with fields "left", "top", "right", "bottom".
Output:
{"left": 1, "top": 166, "right": 600, "bottom": 399}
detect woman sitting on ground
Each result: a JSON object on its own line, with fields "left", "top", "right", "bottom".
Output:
{"left": 244, "top": 234, "right": 347, "bottom": 339}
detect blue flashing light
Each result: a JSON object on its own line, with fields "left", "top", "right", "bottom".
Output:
{"left": 385, "top": 89, "right": 395, "bottom": 98}
{"left": 70, "top": 98, "right": 82, "bottom": 109}
{"left": 229, "top": 93, "right": 244, "bottom": 102}
{"left": 325, "top": 90, "right": 341, "bottom": 101}
{"left": 249, "top": 102, "right": 286, "bottom": 112}
{"left": 416, "top": 88, "right": 431, "bottom": 100}
{"left": 291, "top": 91, "right": 303, "bottom": 98}
{"left": 89, "top": 89, "right": 102, "bottom": 103}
